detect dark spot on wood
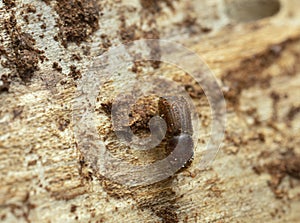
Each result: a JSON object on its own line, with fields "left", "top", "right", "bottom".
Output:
{"left": 222, "top": 37, "right": 300, "bottom": 106}
{"left": 1, "top": 12, "right": 45, "bottom": 83}
{"left": 40, "top": 23, "right": 47, "bottom": 30}
{"left": 70, "top": 205, "right": 77, "bottom": 213}
{"left": 287, "top": 105, "right": 300, "bottom": 121}
{"left": 25, "top": 4, "right": 37, "bottom": 13}
{"left": 3, "top": 0, "right": 16, "bottom": 9}
{"left": 57, "top": 118, "right": 70, "bottom": 131}
{"left": 155, "top": 205, "right": 179, "bottom": 223}
{"left": 27, "top": 160, "right": 37, "bottom": 166}
{"left": 51, "top": 0, "right": 100, "bottom": 47}
{"left": 0, "top": 75, "right": 10, "bottom": 93}
{"left": 68, "top": 65, "right": 82, "bottom": 80}
{"left": 0, "top": 214, "right": 6, "bottom": 221}
{"left": 136, "top": 181, "right": 179, "bottom": 223}
{"left": 71, "top": 54, "right": 82, "bottom": 61}
{"left": 254, "top": 149, "right": 300, "bottom": 198}
{"left": 52, "top": 62, "right": 62, "bottom": 72}
{"left": 139, "top": 0, "right": 176, "bottom": 14}
{"left": 100, "top": 101, "right": 112, "bottom": 115}
{"left": 12, "top": 106, "right": 24, "bottom": 119}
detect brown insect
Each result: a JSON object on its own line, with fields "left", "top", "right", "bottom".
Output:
{"left": 158, "top": 96, "right": 194, "bottom": 162}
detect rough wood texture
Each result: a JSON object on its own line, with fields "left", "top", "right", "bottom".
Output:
{"left": 1, "top": 0, "right": 300, "bottom": 222}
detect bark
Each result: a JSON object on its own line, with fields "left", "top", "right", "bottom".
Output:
{"left": 0, "top": 0, "right": 300, "bottom": 222}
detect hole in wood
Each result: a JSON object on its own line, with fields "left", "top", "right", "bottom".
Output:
{"left": 225, "top": 0, "right": 281, "bottom": 22}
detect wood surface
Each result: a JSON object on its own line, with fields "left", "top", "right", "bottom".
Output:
{"left": 0, "top": 0, "right": 300, "bottom": 222}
